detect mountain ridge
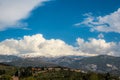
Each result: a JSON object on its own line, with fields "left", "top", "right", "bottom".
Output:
{"left": 0, "top": 55, "right": 120, "bottom": 75}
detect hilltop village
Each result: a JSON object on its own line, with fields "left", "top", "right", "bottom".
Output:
{"left": 0, "top": 64, "right": 120, "bottom": 80}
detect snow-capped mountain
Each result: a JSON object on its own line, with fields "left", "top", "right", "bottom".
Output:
{"left": 0, "top": 55, "right": 120, "bottom": 75}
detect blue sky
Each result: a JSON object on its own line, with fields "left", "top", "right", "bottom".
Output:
{"left": 0, "top": 0, "right": 120, "bottom": 57}
{"left": 0, "top": 0, "right": 120, "bottom": 44}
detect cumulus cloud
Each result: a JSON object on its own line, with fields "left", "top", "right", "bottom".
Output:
{"left": 0, "top": 34, "right": 82, "bottom": 57}
{"left": 76, "top": 38, "right": 120, "bottom": 56}
{"left": 75, "top": 8, "right": 120, "bottom": 33}
{"left": 0, "top": 34, "right": 120, "bottom": 57}
{"left": 0, "top": 0, "right": 48, "bottom": 31}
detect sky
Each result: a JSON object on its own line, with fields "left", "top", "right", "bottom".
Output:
{"left": 0, "top": 0, "right": 120, "bottom": 57}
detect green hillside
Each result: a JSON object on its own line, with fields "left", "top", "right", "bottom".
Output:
{"left": 0, "top": 63, "right": 17, "bottom": 80}
{"left": 0, "top": 64, "right": 120, "bottom": 80}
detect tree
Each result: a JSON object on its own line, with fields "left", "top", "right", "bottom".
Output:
{"left": 0, "top": 70, "right": 5, "bottom": 75}
{"left": 89, "top": 73, "right": 99, "bottom": 80}
{"left": 105, "top": 73, "right": 111, "bottom": 80}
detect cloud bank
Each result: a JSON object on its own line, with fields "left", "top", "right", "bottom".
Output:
{"left": 0, "top": 34, "right": 120, "bottom": 57}
{"left": 75, "top": 8, "right": 120, "bottom": 33}
{"left": 77, "top": 38, "right": 120, "bottom": 56}
{"left": 0, "top": 0, "right": 48, "bottom": 31}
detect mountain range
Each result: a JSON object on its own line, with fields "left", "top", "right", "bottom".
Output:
{"left": 0, "top": 55, "right": 120, "bottom": 75}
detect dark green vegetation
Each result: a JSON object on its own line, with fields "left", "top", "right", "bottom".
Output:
{"left": 0, "top": 63, "right": 16, "bottom": 80}
{"left": 33, "top": 71, "right": 120, "bottom": 80}
{"left": 0, "top": 63, "right": 120, "bottom": 80}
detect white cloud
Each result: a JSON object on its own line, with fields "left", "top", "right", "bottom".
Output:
{"left": 98, "top": 33, "right": 104, "bottom": 39}
{"left": 0, "top": 0, "right": 48, "bottom": 31}
{"left": 0, "top": 34, "right": 120, "bottom": 57}
{"left": 0, "top": 34, "right": 81, "bottom": 57}
{"left": 77, "top": 38, "right": 120, "bottom": 56}
{"left": 75, "top": 8, "right": 120, "bottom": 33}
